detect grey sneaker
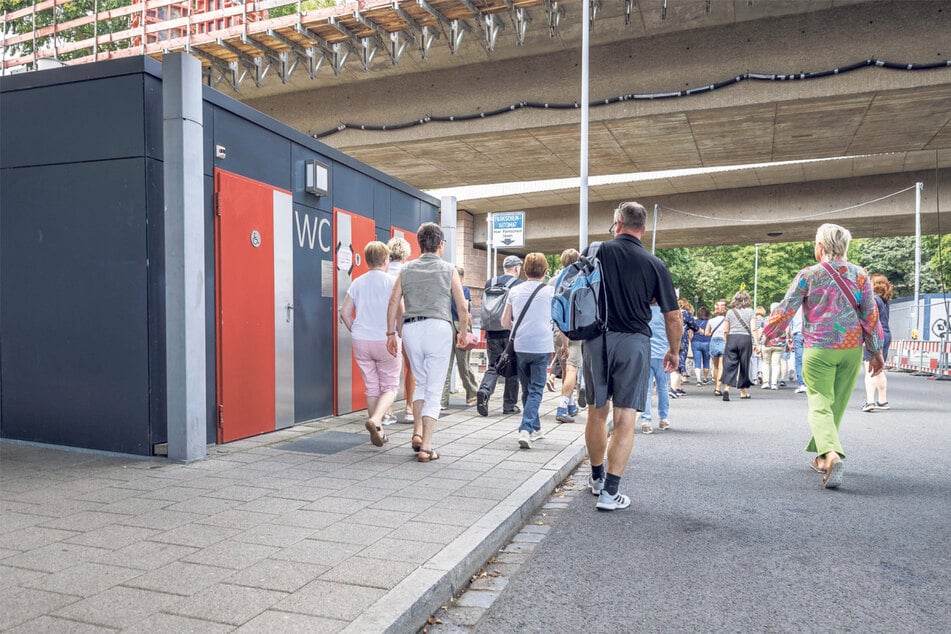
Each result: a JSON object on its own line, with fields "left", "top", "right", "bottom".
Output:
{"left": 517, "top": 430, "right": 532, "bottom": 449}
{"left": 596, "top": 490, "right": 631, "bottom": 511}
{"left": 861, "top": 402, "right": 876, "bottom": 413}
{"left": 588, "top": 475, "right": 604, "bottom": 495}
{"left": 876, "top": 401, "right": 890, "bottom": 410}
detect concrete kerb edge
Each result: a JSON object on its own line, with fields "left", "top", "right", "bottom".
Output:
{"left": 342, "top": 442, "right": 587, "bottom": 633}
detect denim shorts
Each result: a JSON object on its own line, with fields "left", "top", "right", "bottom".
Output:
{"left": 710, "top": 338, "right": 726, "bottom": 358}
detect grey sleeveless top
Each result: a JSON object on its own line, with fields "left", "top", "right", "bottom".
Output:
{"left": 726, "top": 308, "right": 754, "bottom": 335}
{"left": 400, "top": 253, "right": 454, "bottom": 323}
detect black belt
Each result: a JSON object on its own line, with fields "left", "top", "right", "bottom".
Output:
{"left": 403, "top": 316, "right": 429, "bottom": 324}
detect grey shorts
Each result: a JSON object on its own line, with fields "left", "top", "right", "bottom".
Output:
{"left": 582, "top": 332, "right": 651, "bottom": 410}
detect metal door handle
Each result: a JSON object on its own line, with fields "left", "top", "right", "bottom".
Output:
{"left": 286, "top": 303, "right": 294, "bottom": 322}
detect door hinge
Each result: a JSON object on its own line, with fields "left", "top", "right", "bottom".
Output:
{"left": 217, "top": 405, "right": 224, "bottom": 428}
{"left": 214, "top": 193, "right": 221, "bottom": 217}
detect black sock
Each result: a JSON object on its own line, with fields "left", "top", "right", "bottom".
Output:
{"left": 591, "top": 463, "right": 605, "bottom": 481}
{"left": 604, "top": 473, "right": 621, "bottom": 496}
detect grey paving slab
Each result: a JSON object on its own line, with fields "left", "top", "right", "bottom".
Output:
{"left": 346, "top": 507, "right": 416, "bottom": 529}
{"left": 5, "top": 615, "right": 119, "bottom": 633}
{"left": 320, "top": 555, "right": 418, "bottom": 590}
{"left": 171, "top": 582, "right": 287, "bottom": 626}
{"left": 23, "top": 561, "right": 143, "bottom": 597}
{"left": 195, "top": 509, "right": 277, "bottom": 530}
{"left": 118, "top": 509, "right": 202, "bottom": 530}
{"left": 204, "top": 484, "right": 280, "bottom": 502}
{"left": 149, "top": 522, "right": 241, "bottom": 548}
{"left": 52, "top": 585, "right": 179, "bottom": 630}
{"left": 0, "top": 511, "right": 47, "bottom": 532}
{"left": 2, "top": 542, "right": 111, "bottom": 573}
{"left": 300, "top": 495, "right": 373, "bottom": 514}
{"left": 181, "top": 540, "right": 280, "bottom": 570}
{"left": 121, "top": 612, "right": 233, "bottom": 634}
{"left": 234, "top": 610, "right": 347, "bottom": 633}
{"left": 270, "top": 483, "right": 331, "bottom": 502}
{"left": 367, "top": 494, "right": 438, "bottom": 514}
{"left": 231, "top": 523, "right": 316, "bottom": 548}
{"left": 234, "top": 496, "right": 308, "bottom": 515}
{"left": 88, "top": 540, "right": 198, "bottom": 570}
{"left": 357, "top": 537, "right": 444, "bottom": 564}
{"left": 122, "top": 561, "right": 234, "bottom": 596}
{"left": 0, "top": 526, "right": 81, "bottom": 551}
{"left": 272, "top": 509, "right": 347, "bottom": 530}
{"left": 0, "top": 564, "right": 48, "bottom": 589}
{"left": 274, "top": 579, "right": 386, "bottom": 621}
{"left": 0, "top": 586, "right": 81, "bottom": 630}
{"left": 272, "top": 539, "right": 362, "bottom": 567}
{"left": 163, "top": 495, "right": 241, "bottom": 515}
{"left": 309, "top": 522, "right": 393, "bottom": 546}
{"left": 64, "top": 524, "right": 160, "bottom": 550}
{"left": 227, "top": 558, "right": 329, "bottom": 592}
{"left": 396, "top": 521, "right": 468, "bottom": 545}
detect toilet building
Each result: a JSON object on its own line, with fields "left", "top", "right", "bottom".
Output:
{"left": 0, "top": 56, "right": 441, "bottom": 457}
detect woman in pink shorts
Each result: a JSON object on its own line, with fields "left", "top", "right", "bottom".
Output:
{"left": 339, "top": 241, "right": 403, "bottom": 448}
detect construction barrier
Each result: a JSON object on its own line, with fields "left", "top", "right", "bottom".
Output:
{"left": 888, "top": 339, "right": 951, "bottom": 377}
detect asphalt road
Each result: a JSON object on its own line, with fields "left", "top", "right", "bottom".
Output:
{"left": 475, "top": 371, "right": 951, "bottom": 632}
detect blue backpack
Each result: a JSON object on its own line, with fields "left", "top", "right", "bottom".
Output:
{"left": 551, "top": 243, "right": 607, "bottom": 340}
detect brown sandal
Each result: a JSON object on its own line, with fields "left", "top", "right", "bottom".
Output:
{"left": 809, "top": 456, "right": 826, "bottom": 474}
{"left": 365, "top": 420, "right": 388, "bottom": 447}
{"left": 411, "top": 434, "right": 422, "bottom": 453}
{"left": 417, "top": 448, "right": 439, "bottom": 462}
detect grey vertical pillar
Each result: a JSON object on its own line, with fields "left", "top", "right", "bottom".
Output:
{"left": 441, "top": 196, "right": 458, "bottom": 265}
{"left": 163, "top": 53, "right": 207, "bottom": 462}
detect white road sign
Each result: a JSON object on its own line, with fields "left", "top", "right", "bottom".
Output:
{"left": 492, "top": 212, "right": 525, "bottom": 248}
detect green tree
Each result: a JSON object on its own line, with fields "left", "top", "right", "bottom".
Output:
{"left": 1, "top": 0, "right": 131, "bottom": 63}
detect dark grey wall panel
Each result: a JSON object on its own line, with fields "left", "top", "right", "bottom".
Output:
{"left": 147, "top": 158, "right": 167, "bottom": 447}
{"left": 0, "top": 75, "right": 146, "bottom": 169}
{"left": 144, "top": 75, "right": 164, "bottom": 161}
{"left": 212, "top": 108, "right": 290, "bottom": 191}
{"left": 0, "top": 159, "right": 151, "bottom": 454}
{"left": 391, "top": 188, "right": 420, "bottom": 232}
{"left": 291, "top": 201, "right": 334, "bottom": 422}
{"left": 332, "top": 164, "right": 374, "bottom": 215}
{"left": 373, "top": 183, "right": 391, "bottom": 229}
{"left": 421, "top": 200, "right": 439, "bottom": 225}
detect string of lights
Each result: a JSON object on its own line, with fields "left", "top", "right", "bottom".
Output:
{"left": 658, "top": 185, "right": 920, "bottom": 224}
{"left": 312, "top": 57, "right": 951, "bottom": 139}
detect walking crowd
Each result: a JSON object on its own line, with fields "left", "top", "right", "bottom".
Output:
{"left": 340, "top": 204, "right": 890, "bottom": 509}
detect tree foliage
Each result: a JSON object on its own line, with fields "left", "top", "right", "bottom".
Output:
{"left": 1, "top": 0, "right": 132, "bottom": 61}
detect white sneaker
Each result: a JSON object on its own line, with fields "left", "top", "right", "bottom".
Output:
{"left": 588, "top": 475, "right": 604, "bottom": 495}
{"left": 770, "top": 384, "right": 778, "bottom": 390}
{"left": 795, "top": 385, "right": 807, "bottom": 394}
{"left": 596, "top": 490, "right": 631, "bottom": 511}
{"left": 761, "top": 383, "right": 770, "bottom": 389}
{"left": 530, "top": 430, "right": 544, "bottom": 442}
{"left": 381, "top": 413, "right": 397, "bottom": 426}
{"left": 517, "top": 430, "right": 532, "bottom": 449}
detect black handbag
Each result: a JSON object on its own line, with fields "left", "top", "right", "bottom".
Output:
{"left": 493, "top": 283, "right": 545, "bottom": 379}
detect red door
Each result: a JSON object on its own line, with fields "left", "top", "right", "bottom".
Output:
{"left": 215, "top": 169, "right": 293, "bottom": 442}
{"left": 333, "top": 208, "right": 377, "bottom": 415}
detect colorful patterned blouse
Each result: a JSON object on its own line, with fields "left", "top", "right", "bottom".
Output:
{"left": 763, "top": 260, "right": 883, "bottom": 354}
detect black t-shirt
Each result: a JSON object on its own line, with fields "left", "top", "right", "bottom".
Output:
{"left": 585, "top": 234, "right": 679, "bottom": 336}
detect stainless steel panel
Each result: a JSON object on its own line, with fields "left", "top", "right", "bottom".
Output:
{"left": 273, "top": 190, "right": 295, "bottom": 429}
{"left": 336, "top": 211, "right": 354, "bottom": 413}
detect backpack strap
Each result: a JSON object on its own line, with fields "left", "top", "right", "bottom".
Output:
{"left": 503, "top": 277, "right": 518, "bottom": 289}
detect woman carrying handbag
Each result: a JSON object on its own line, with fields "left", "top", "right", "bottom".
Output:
{"left": 499, "top": 253, "right": 555, "bottom": 449}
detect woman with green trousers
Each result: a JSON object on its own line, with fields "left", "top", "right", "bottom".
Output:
{"left": 763, "top": 223, "right": 884, "bottom": 489}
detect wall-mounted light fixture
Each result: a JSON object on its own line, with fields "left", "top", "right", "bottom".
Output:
{"left": 305, "top": 160, "right": 329, "bottom": 197}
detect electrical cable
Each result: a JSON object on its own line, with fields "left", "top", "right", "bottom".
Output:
{"left": 312, "top": 57, "right": 951, "bottom": 139}
{"left": 657, "top": 185, "right": 919, "bottom": 224}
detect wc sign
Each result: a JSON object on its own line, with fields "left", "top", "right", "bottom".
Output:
{"left": 492, "top": 211, "right": 525, "bottom": 248}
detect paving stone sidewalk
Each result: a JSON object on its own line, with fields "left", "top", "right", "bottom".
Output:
{"left": 0, "top": 388, "right": 586, "bottom": 632}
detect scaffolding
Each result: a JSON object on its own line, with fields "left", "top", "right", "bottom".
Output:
{"left": 1, "top": 0, "right": 550, "bottom": 90}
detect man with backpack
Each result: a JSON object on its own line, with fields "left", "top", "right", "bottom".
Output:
{"left": 476, "top": 255, "right": 523, "bottom": 416}
{"left": 581, "top": 202, "right": 681, "bottom": 511}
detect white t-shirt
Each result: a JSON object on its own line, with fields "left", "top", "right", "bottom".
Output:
{"left": 346, "top": 269, "right": 394, "bottom": 341}
{"left": 707, "top": 315, "right": 727, "bottom": 340}
{"left": 507, "top": 281, "right": 555, "bottom": 354}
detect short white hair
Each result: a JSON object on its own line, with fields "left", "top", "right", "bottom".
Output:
{"left": 815, "top": 223, "right": 851, "bottom": 259}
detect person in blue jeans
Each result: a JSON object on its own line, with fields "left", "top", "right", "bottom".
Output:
{"left": 500, "top": 253, "right": 555, "bottom": 448}
{"left": 641, "top": 302, "right": 671, "bottom": 434}
{"left": 691, "top": 306, "right": 712, "bottom": 385}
